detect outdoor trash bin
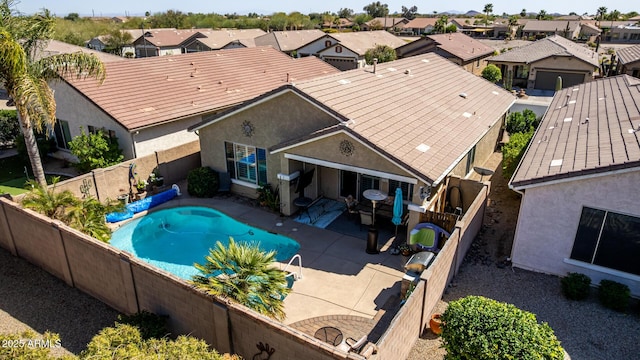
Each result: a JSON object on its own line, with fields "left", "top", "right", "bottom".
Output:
{"left": 366, "top": 227, "right": 379, "bottom": 254}
{"left": 404, "top": 251, "right": 435, "bottom": 273}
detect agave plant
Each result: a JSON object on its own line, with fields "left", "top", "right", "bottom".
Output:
{"left": 21, "top": 176, "right": 76, "bottom": 221}
{"left": 191, "top": 238, "right": 290, "bottom": 321}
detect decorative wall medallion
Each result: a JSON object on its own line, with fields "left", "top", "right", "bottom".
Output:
{"left": 339, "top": 140, "right": 354, "bottom": 156}
{"left": 242, "top": 120, "right": 255, "bottom": 137}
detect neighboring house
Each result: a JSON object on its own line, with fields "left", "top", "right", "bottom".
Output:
{"left": 401, "top": 17, "right": 438, "bottom": 35}
{"left": 579, "top": 23, "right": 602, "bottom": 41}
{"left": 315, "top": 31, "right": 407, "bottom": 70}
{"left": 605, "top": 25, "right": 640, "bottom": 43}
{"left": 254, "top": 29, "right": 326, "bottom": 56}
{"left": 87, "top": 29, "right": 149, "bottom": 56}
{"left": 321, "top": 18, "right": 353, "bottom": 29}
{"left": 183, "top": 29, "right": 266, "bottom": 52}
{"left": 487, "top": 35, "right": 598, "bottom": 90}
{"left": 132, "top": 28, "right": 209, "bottom": 57}
{"left": 616, "top": 44, "right": 640, "bottom": 77}
{"left": 50, "top": 47, "right": 338, "bottom": 160}
{"left": 509, "top": 75, "right": 640, "bottom": 296}
{"left": 396, "top": 32, "right": 494, "bottom": 75}
{"left": 361, "top": 17, "right": 408, "bottom": 31}
{"left": 37, "top": 40, "right": 126, "bottom": 63}
{"left": 521, "top": 20, "right": 582, "bottom": 39}
{"left": 188, "top": 53, "right": 514, "bottom": 234}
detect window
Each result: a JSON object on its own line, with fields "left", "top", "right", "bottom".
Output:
{"left": 325, "top": 40, "right": 331, "bottom": 47}
{"left": 335, "top": 46, "right": 343, "bottom": 53}
{"left": 570, "top": 207, "right": 640, "bottom": 276}
{"left": 465, "top": 146, "right": 476, "bottom": 175}
{"left": 388, "top": 180, "right": 414, "bottom": 201}
{"left": 360, "top": 174, "right": 379, "bottom": 193}
{"left": 54, "top": 120, "right": 72, "bottom": 150}
{"left": 87, "top": 125, "right": 96, "bottom": 134}
{"left": 515, "top": 65, "right": 529, "bottom": 79}
{"left": 225, "top": 142, "right": 267, "bottom": 185}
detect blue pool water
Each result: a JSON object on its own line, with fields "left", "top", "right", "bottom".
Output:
{"left": 110, "top": 206, "right": 300, "bottom": 280}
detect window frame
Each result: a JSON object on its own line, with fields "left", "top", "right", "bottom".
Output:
{"left": 224, "top": 141, "right": 267, "bottom": 186}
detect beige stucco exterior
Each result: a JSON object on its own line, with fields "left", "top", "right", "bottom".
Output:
{"left": 511, "top": 169, "right": 640, "bottom": 296}
{"left": 52, "top": 81, "right": 204, "bottom": 160}
{"left": 490, "top": 55, "right": 596, "bottom": 90}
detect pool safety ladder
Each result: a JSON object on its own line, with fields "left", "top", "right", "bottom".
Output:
{"left": 283, "top": 254, "right": 303, "bottom": 280}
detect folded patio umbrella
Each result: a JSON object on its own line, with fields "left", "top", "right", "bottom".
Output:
{"left": 392, "top": 187, "right": 403, "bottom": 228}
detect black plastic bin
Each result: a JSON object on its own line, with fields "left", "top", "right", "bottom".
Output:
{"left": 366, "top": 227, "right": 379, "bottom": 254}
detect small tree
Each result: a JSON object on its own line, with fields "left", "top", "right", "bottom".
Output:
{"left": 502, "top": 128, "right": 534, "bottom": 179}
{"left": 481, "top": 64, "right": 502, "bottom": 83}
{"left": 364, "top": 44, "right": 397, "bottom": 65}
{"left": 0, "top": 109, "right": 19, "bottom": 145}
{"left": 68, "top": 128, "right": 123, "bottom": 173}
{"left": 506, "top": 109, "right": 539, "bottom": 134}
{"left": 442, "top": 296, "right": 564, "bottom": 360}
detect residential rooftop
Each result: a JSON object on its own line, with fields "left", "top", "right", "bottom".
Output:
{"left": 320, "top": 30, "right": 408, "bottom": 56}
{"left": 510, "top": 75, "right": 640, "bottom": 189}
{"left": 188, "top": 29, "right": 266, "bottom": 50}
{"left": 37, "top": 40, "right": 126, "bottom": 62}
{"left": 254, "top": 29, "right": 326, "bottom": 52}
{"left": 61, "top": 47, "right": 339, "bottom": 131}
{"left": 426, "top": 32, "right": 495, "bottom": 61}
{"left": 487, "top": 35, "right": 599, "bottom": 67}
{"left": 616, "top": 44, "right": 640, "bottom": 65}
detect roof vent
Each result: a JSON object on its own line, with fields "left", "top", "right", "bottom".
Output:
{"left": 404, "top": 69, "right": 411, "bottom": 75}
{"left": 459, "top": 93, "right": 467, "bottom": 99}
{"left": 373, "top": 58, "right": 378, "bottom": 74}
{"left": 563, "top": 117, "right": 572, "bottom": 122}
{"left": 338, "top": 79, "right": 351, "bottom": 85}
{"left": 550, "top": 159, "right": 563, "bottom": 167}
{"left": 416, "top": 143, "right": 430, "bottom": 152}
{"left": 462, "top": 112, "right": 472, "bottom": 118}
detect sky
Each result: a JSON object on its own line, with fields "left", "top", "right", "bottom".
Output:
{"left": 14, "top": 1, "right": 635, "bottom": 18}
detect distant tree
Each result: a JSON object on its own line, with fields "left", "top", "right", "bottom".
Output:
{"left": 149, "top": 10, "right": 186, "bottom": 28}
{"left": 508, "top": 15, "right": 519, "bottom": 38}
{"left": 569, "top": 12, "right": 577, "bottom": 16}
{"left": 445, "top": 24, "right": 458, "bottom": 33}
{"left": 481, "top": 64, "right": 502, "bottom": 83}
{"left": 353, "top": 13, "right": 371, "bottom": 26}
{"left": 369, "top": 19, "right": 384, "bottom": 30}
{"left": 434, "top": 15, "right": 449, "bottom": 33}
{"left": 269, "top": 12, "right": 289, "bottom": 30}
{"left": 364, "top": 44, "right": 396, "bottom": 64}
{"left": 401, "top": 5, "right": 418, "bottom": 20}
{"left": 322, "top": 12, "right": 336, "bottom": 28}
{"left": 288, "top": 11, "right": 306, "bottom": 30}
{"left": 104, "top": 30, "right": 133, "bottom": 56}
{"left": 483, "top": 3, "right": 493, "bottom": 27}
{"left": 596, "top": 6, "right": 607, "bottom": 27}
{"left": 537, "top": 9, "right": 549, "bottom": 20}
{"left": 520, "top": 8, "right": 527, "bottom": 18}
{"left": 363, "top": 1, "right": 389, "bottom": 18}
{"left": 337, "top": 8, "right": 354, "bottom": 18}
{"left": 607, "top": 9, "right": 621, "bottom": 21}
{"left": 624, "top": 11, "right": 638, "bottom": 20}
{"left": 64, "top": 12, "right": 80, "bottom": 21}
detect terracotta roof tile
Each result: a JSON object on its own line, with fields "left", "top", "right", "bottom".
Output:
{"left": 189, "top": 29, "right": 266, "bottom": 49}
{"left": 61, "top": 47, "right": 339, "bottom": 131}
{"left": 488, "top": 35, "right": 598, "bottom": 66}
{"left": 318, "top": 31, "right": 407, "bottom": 56}
{"left": 510, "top": 75, "right": 640, "bottom": 188}
{"left": 134, "top": 28, "right": 209, "bottom": 47}
{"left": 37, "top": 40, "right": 125, "bottom": 62}
{"left": 426, "top": 33, "right": 495, "bottom": 61}
{"left": 522, "top": 20, "right": 581, "bottom": 32}
{"left": 254, "top": 30, "right": 326, "bottom": 52}
{"left": 291, "top": 53, "right": 515, "bottom": 184}
{"left": 402, "top": 18, "right": 438, "bottom": 28}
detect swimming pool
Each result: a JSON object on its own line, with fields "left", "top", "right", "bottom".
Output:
{"left": 110, "top": 206, "right": 300, "bottom": 280}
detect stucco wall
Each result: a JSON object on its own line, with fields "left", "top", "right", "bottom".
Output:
{"left": 297, "top": 36, "right": 338, "bottom": 56}
{"left": 52, "top": 82, "right": 134, "bottom": 159}
{"left": 512, "top": 170, "right": 640, "bottom": 295}
{"left": 199, "top": 91, "right": 340, "bottom": 193}
{"left": 449, "top": 118, "right": 503, "bottom": 179}
{"left": 133, "top": 117, "right": 201, "bottom": 158}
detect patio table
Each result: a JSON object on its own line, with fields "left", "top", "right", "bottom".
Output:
{"left": 314, "top": 326, "right": 343, "bottom": 346}
{"left": 363, "top": 189, "right": 387, "bottom": 226}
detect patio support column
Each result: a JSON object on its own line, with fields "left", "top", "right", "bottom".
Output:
{"left": 279, "top": 156, "right": 293, "bottom": 216}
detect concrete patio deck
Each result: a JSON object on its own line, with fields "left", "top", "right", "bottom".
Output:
{"left": 123, "top": 191, "right": 411, "bottom": 342}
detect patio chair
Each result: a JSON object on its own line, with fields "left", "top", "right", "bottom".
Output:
{"left": 359, "top": 210, "right": 373, "bottom": 230}
{"left": 344, "top": 195, "right": 358, "bottom": 219}
{"left": 337, "top": 335, "right": 368, "bottom": 353}
{"left": 408, "top": 223, "right": 451, "bottom": 253}
{"left": 218, "top": 172, "right": 231, "bottom": 193}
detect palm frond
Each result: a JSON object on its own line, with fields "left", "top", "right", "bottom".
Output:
{"left": 34, "top": 52, "right": 106, "bottom": 84}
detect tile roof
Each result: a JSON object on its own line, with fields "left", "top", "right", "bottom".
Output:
{"left": 254, "top": 30, "right": 326, "bottom": 52}
{"left": 425, "top": 33, "right": 495, "bottom": 61}
{"left": 281, "top": 53, "right": 515, "bottom": 184}
{"left": 616, "top": 44, "right": 640, "bottom": 65}
{"left": 402, "top": 18, "right": 438, "bottom": 28}
{"left": 61, "top": 47, "right": 339, "bottom": 131}
{"left": 135, "top": 28, "right": 209, "bottom": 47}
{"left": 36, "top": 40, "right": 126, "bottom": 63}
{"left": 522, "top": 20, "right": 580, "bottom": 32}
{"left": 510, "top": 75, "right": 640, "bottom": 189}
{"left": 365, "top": 18, "right": 408, "bottom": 27}
{"left": 188, "top": 29, "right": 266, "bottom": 50}
{"left": 319, "top": 31, "right": 407, "bottom": 55}
{"left": 487, "top": 35, "right": 599, "bottom": 67}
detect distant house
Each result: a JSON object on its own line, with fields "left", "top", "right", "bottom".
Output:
{"left": 616, "top": 44, "right": 640, "bottom": 77}
{"left": 314, "top": 31, "right": 408, "bottom": 70}
{"left": 396, "top": 32, "right": 494, "bottom": 75}
{"left": 111, "top": 16, "right": 129, "bottom": 23}
{"left": 254, "top": 30, "right": 326, "bottom": 56}
{"left": 183, "top": 29, "right": 266, "bottom": 52}
{"left": 188, "top": 54, "right": 514, "bottom": 233}
{"left": 321, "top": 18, "right": 353, "bottom": 29}
{"left": 605, "top": 25, "right": 640, "bottom": 43}
{"left": 87, "top": 29, "right": 149, "bottom": 56}
{"left": 578, "top": 23, "right": 602, "bottom": 41}
{"left": 487, "top": 35, "right": 598, "bottom": 90}
{"left": 509, "top": 75, "right": 640, "bottom": 296}
{"left": 50, "top": 47, "right": 338, "bottom": 160}
{"left": 361, "top": 17, "right": 408, "bottom": 31}
{"left": 39, "top": 40, "right": 126, "bottom": 64}
{"left": 132, "top": 28, "right": 209, "bottom": 57}
{"left": 401, "top": 17, "right": 439, "bottom": 35}
{"left": 521, "top": 20, "right": 582, "bottom": 39}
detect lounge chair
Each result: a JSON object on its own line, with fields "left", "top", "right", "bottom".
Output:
{"left": 359, "top": 210, "right": 373, "bottom": 230}
{"left": 337, "top": 335, "right": 368, "bottom": 353}
{"left": 408, "top": 223, "right": 451, "bottom": 253}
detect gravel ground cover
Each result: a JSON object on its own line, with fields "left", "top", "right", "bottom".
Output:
{"left": 408, "top": 155, "right": 640, "bottom": 360}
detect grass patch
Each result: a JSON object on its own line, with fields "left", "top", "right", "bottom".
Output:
{"left": 0, "top": 155, "right": 71, "bottom": 195}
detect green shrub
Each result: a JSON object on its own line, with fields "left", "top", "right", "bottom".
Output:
{"left": 506, "top": 109, "right": 539, "bottom": 134}
{"left": 0, "top": 109, "right": 19, "bottom": 145}
{"left": 441, "top": 296, "right": 564, "bottom": 360}
{"left": 481, "top": 64, "right": 502, "bottom": 83}
{"left": 15, "top": 133, "right": 57, "bottom": 162}
{"left": 117, "top": 310, "right": 169, "bottom": 339}
{"left": 561, "top": 272, "right": 591, "bottom": 300}
{"left": 502, "top": 128, "right": 534, "bottom": 179}
{"left": 187, "top": 167, "right": 219, "bottom": 197}
{"left": 0, "top": 330, "right": 64, "bottom": 360}
{"left": 598, "top": 280, "right": 630, "bottom": 312}
{"left": 257, "top": 183, "right": 280, "bottom": 212}
{"left": 68, "top": 128, "right": 123, "bottom": 173}
{"left": 364, "top": 44, "right": 397, "bottom": 64}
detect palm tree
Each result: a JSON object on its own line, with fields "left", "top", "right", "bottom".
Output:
{"left": 520, "top": 9, "right": 527, "bottom": 18}
{"left": 0, "top": 1, "right": 106, "bottom": 188}
{"left": 483, "top": 3, "right": 493, "bottom": 27}
{"left": 191, "top": 238, "right": 291, "bottom": 321}
{"left": 66, "top": 197, "right": 122, "bottom": 242}
{"left": 537, "top": 9, "right": 548, "bottom": 20}
{"left": 21, "top": 177, "right": 76, "bottom": 221}
{"left": 597, "top": 6, "right": 608, "bottom": 27}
